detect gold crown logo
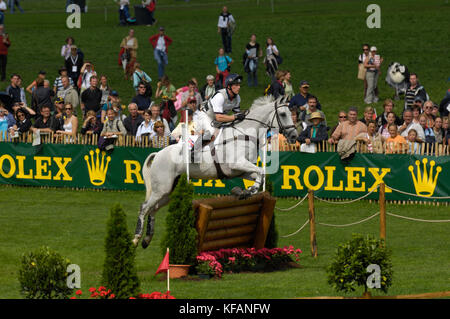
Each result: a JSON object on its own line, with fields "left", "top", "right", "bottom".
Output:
{"left": 408, "top": 158, "right": 442, "bottom": 197}
{"left": 84, "top": 149, "right": 111, "bottom": 186}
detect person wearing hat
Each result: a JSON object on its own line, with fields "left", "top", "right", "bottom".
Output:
{"left": 53, "top": 66, "right": 74, "bottom": 95}
{"left": 171, "top": 108, "right": 198, "bottom": 143}
{"left": 53, "top": 97, "right": 66, "bottom": 125}
{"left": 101, "top": 90, "right": 121, "bottom": 122}
{"left": 65, "top": 44, "right": 84, "bottom": 89}
{"left": 288, "top": 80, "right": 322, "bottom": 117}
{"left": 363, "top": 46, "right": 383, "bottom": 104}
{"left": 297, "top": 111, "right": 328, "bottom": 152}
{"left": 149, "top": 27, "right": 172, "bottom": 79}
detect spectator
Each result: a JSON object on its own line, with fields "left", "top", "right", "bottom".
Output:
{"left": 200, "top": 75, "right": 216, "bottom": 101}
{"left": 131, "top": 82, "right": 152, "bottom": 115}
{"left": 99, "top": 75, "right": 111, "bottom": 105}
{"left": 151, "top": 120, "right": 170, "bottom": 148}
{"left": 419, "top": 114, "right": 435, "bottom": 144}
{"left": 385, "top": 123, "right": 407, "bottom": 154}
{"left": 8, "top": 0, "right": 24, "bottom": 14}
{"left": 26, "top": 70, "right": 46, "bottom": 94}
{"left": 375, "top": 99, "right": 402, "bottom": 128}
{"left": 6, "top": 73, "right": 26, "bottom": 106}
{"left": 0, "top": 1, "right": 6, "bottom": 25}
{"left": 283, "top": 71, "right": 294, "bottom": 101}
{"left": 0, "top": 105, "right": 14, "bottom": 138}
{"left": 406, "top": 129, "right": 421, "bottom": 154}
{"left": 443, "top": 116, "right": 449, "bottom": 145}
{"left": 297, "top": 112, "right": 328, "bottom": 152}
{"left": 156, "top": 75, "right": 177, "bottom": 129}
{"left": 123, "top": 103, "right": 144, "bottom": 136}
{"left": 55, "top": 103, "right": 78, "bottom": 143}
{"left": 358, "top": 44, "right": 372, "bottom": 98}
{"left": 53, "top": 97, "right": 66, "bottom": 130}
{"left": 289, "top": 80, "right": 322, "bottom": 115}
{"left": 303, "top": 96, "right": 327, "bottom": 127}
{"left": 132, "top": 62, "right": 152, "bottom": 92}
{"left": 120, "top": 29, "right": 138, "bottom": 80}
{"left": 81, "top": 110, "right": 103, "bottom": 136}
{"left": 65, "top": 45, "right": 84, "bottom": 89}
{"left": 243, "top": 34, "right": 262, "bottom": 87}
{"left": 148, "top": 103, "right": 170, "bottom": 133}
{"left": 215, "top": 47, "right": 233, "bottom": 89}
{"left": 142, "top": 0, "right": 156, "bottom": 26}
{"left": 111, "top": 102, "right": 126, "bottom": 122}
{"left": 61, "top": 36, "right": 75, "bottom": 60}
{"left": 79, "top": 61, "right": 97, "bottom": 94}
{"left": 217, "top": 6, "right": 235, "bottom": 54}
{"left": 31, "top": 77, "right": 54, "bottom": 113}
{"left": 135, "top": 109, "right": 153, "bottom": 141}
{"left": 328, "top": 107, "right": 367, "bottom": 144}
{"left": 378, "top": 111, "right": 397, "bottom": 140}
{"left": 412, "top": 105, "right": 421, "bottom": 124}
{"left": 404, "top": 73, "right": 428, "bottom": 110}
{"left": 355, "top": 120, "right": 383, "bottom": 153}
{"left": 80, "top": 75, "right": 102, "bottom": 117}
{"left": 439, "top": 88, "right": 450, "bottom": 117}
{"left": 290, "top": 108, "right": 304, "bottom": 135}
{"left": 101, "top": 90, "right": 121, "bottom": 122}
{"left": 433, "top": 117, "right": 444, "bottom": 144}
{"left": 0, "top": 25, "right": 10, "bottom": 82}
{"left": 267, "top": 70, "right": 285, "bottom": 99}
{"left": 181, "top": 79, "right": 203, "bottom": 109}
{"left": 412, "top": 95, "right": 424, "bottom": 112}
{"left": 363, "top": 46, "right": 383, "bottom": 104}
{"left": 171, "top": 109, "right": 197, "bottom": 142}
{"left": 11, "top": 101, "right": 35, "bottom": 119}
{"left": 149, "top": 26, "right": 172, "bottom": 79}
{"left": 359, "top": 106, "right": 375, "bottom": 125}
{"left": 398, "top": 108, "right": 425, "bottom": 142}
{"left": 100, "top": 108, "right": 127, "bottom": 138}
{"left": 9, "top": 108, "right": 32, "bottom": 137}
{"left": 264, "top": 37, "right": 280, "bottom": 78}
{"left": 58, "top": 75, "right": 79, "bottom": 111}
{"left": 329, "top": 111, "right": 347, "bottom": 136}
{"left": 53, "top": 67, "right": 74, "bottom": 95}
{"left": 31, "top": 105, "right": 58, "bottom": 134}
{"left": 118, "top": 0, "right": 136, "bottom": 26}
{"left": 422, "top": 100, "right": 436, "bottom": 128}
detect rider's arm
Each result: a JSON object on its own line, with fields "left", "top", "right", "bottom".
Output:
{"left": 215, "top": 113, "right": 237, "bottom": 122}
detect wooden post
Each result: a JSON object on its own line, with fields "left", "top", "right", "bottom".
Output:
{"left": 379, "top": 183, "right": 386, "bottom": 243}
{"left": 308, "top": 189, "right": 318, "bottom": 258}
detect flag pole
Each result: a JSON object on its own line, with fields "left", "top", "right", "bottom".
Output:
{"left": 166, "top": 247, "right": 170, "bottom": 292}
{"left": 185, "top": 109, "right": 190, "bottom": 182}
{"left": 262, "top": 131, "right": 267, "bottom": 192}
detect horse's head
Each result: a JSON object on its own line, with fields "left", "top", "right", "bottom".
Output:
{"left": 272, "top": 97, "right": 298, "bottom": 144}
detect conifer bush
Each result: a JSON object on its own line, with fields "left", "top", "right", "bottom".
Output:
{"left": 102, "top": 204, "right": 140, "bottom": 299}
{"left": 160, "top": 174, "right": 198, "bottom": 265}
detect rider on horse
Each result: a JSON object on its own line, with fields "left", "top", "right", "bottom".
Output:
{"left": 191, "top": 73, "right": 246, "bottom": 162}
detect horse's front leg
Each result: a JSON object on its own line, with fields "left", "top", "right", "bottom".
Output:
{"left": 229, "top": 161, "right": 264, "bottom": 195}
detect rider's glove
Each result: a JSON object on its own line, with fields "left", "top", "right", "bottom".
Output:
{"left": 235, "top": 113, "right": 245, "bottom": 121}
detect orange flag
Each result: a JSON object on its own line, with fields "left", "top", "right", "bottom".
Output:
{"left": 155, "top": 250, "right": 169, "bottom": 275}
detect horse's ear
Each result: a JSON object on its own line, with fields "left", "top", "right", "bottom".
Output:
{"left": 281, "top": 95, "right": 288, "bottom": 105}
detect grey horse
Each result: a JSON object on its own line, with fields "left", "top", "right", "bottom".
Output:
{"left": 133, "top": 96, "right": 298, "bottom": 248}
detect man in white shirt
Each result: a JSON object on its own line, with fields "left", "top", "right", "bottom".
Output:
{"left": 217, "top": 6, "right": 235, "bottom": 54}
{"left": 399, "top": 108, "right": 425, "bottom": 142}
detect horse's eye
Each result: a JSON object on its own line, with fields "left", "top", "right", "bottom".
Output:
{"left": 280, "top": 112, "right": 287, "bottom": 117}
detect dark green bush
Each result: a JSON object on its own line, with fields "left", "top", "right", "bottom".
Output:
{"left": 160, "top": 174, "right": 198, "bottom": 265}
{"left": 18, "top": 246, "right": 72, "bottom": 299}
{"left": 102, "top": 204, "right": 140, "bottom": 299}
{"left": 327, "top": 234, "right": 393, "bottom": 294}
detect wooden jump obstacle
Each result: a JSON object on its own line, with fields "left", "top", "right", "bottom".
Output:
{"left": 193, "top": 192, "right": 277, "bottom": 252}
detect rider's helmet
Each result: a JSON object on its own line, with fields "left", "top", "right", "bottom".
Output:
{"left": 225, "top": 73, "right": 243, "bottom": 88}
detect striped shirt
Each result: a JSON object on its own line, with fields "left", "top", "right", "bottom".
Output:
{"left": 332, "top": 120, "right": 368, "bottom": 141}
{"left": 53, "top": 77, "right": 74, "bottom": 94}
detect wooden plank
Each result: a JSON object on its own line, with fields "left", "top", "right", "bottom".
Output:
{"left": 308, "top": 189, "right": 318, "bottom": 258}
{"left": 206, "top": 214, "right": 259, "bottom": 231}
{"left": 379, "top": 183, "right": 386, "bottom": 242}
{"left": 209, "top": 203, "right": 262, "bottom": 220}
{"left": 204, "top": 224, "right": 256, "bottom": 241}
{"left": 195, "top": 203, "right": 213, "bottom": 251}
{"left": 201, "top": 234, "right": 254, "bottom": 252}
{"left": 253, "top": 192, "right": 276, "bottom": 249}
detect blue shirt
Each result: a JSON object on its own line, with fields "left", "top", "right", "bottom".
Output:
{"left": 288, "top": 93, "right": 322, "bottom": 110}
{"left": 215, "top": 55, "right": 232, "bottom": 72}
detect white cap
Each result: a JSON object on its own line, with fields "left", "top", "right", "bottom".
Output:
{"left": 370, "top": 46, "right": 377, "bottom": 51}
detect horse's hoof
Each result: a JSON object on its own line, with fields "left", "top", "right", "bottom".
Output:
{"left": 141, "top": 235, "right": 153, "bottom": 249}
{"left": 132, "top": 236, "right": 140, "bottom": 247}
{"left": 239, "top": 189, "right": 252, "bottom": 200}
{"left": 231, "top": 186, "right": 243, "bottom": 197}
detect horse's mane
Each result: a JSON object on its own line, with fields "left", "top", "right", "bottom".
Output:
{"left": 248, "top": 95, "right": 275, "bottom": 113}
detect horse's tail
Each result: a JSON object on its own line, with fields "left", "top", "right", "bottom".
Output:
{"left": 143, "top": 152, "right": 157, "bottom": 201}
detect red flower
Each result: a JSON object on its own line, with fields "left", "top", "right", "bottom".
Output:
{"left": 88, "top": 287, "right": 97, "bottom": 293}
{"left": 70, "top": 296, "right": 77, "bottom": 299}
{"left": 98, "top": 286, "right": 107, "bottom": 292}
{"left": 109, "top": 294, "right": 116, "bottom": 299}
{"left": 75, "top": 289, "right": 83, "bottom": 296}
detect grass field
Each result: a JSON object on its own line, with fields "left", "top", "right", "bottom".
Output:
{"left": 0, "top": 185, "right": 449, "bottom": 299}
{"left": 0, "top": 0, "right": 449, "bottom": 299}
{"left": 3, "top": 0, "right": 450, "bottom": 127}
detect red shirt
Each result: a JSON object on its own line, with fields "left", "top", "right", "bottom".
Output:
{"left": 148, "top": 34, "right": 172, "bottom": 53}
{"left": 0, "top": 35, "right": 11, "bottom": 55}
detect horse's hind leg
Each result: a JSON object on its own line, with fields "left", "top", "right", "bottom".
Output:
{"left": 141, "top": 194, "right": 170, "bottom": 249}
{"left": 132, "top": 193, "right": 165, "bottom": 247}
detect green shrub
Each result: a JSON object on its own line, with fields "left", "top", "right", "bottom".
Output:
{"left": 327, "top": 234, "right": 393, "bottom": 294}
{"left": 160, "top": 174, "right": 198, "bottom": 265}
{"left": 102, "top": 204, "right": 140, "bottom": 299}
{"left": 18, "top": 246, "right": 72, "bottom": 299}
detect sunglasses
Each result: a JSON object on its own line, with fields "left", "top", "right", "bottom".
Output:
{"left": 65, "top": 108, "right": 72, "bottom": 110}
{"left": 155, "top": 126, "right": 163, "bottom": 129}
{"left": 139, "top": 86, "right": 146, "bottom": 89}
{"left": 339, "top": 116, "right": 347, "bottom": 118}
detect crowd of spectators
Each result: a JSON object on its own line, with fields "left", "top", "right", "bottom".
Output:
{"left": 0, "top": 6, "right": 449, "bottom": 156}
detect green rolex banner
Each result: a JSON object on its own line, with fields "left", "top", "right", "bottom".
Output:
{"left": 0, "top": 143, "right": 448, "bottom": 202}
